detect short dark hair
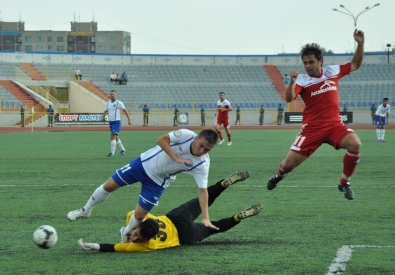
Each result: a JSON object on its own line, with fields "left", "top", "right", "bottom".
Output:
{"left": 198, "top": 128, "right": 218, "bottom": 145}
{"left": 139, "top": 218, "right": 159, "bottom": 240}
{"left": 300, "top": 43, "right": 323, "bottom": 64}
{"left": 383, "top": 97, "right": 389, "bottom": 101}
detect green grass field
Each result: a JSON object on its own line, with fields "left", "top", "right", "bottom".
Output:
{"left": 0, "top": 129, "right": 394, "bottom": 275}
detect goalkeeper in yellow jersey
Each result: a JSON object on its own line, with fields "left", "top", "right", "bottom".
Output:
{"left": 78, "top": 171, "right": 263, "bottom": 253}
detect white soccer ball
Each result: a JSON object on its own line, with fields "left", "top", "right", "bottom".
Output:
{"left": 33, "top": 225, "right": 58, "bottom": 249}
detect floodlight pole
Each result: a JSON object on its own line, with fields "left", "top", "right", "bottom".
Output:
{"left": 332, "top": 3, "right": 380, "bottom": 52}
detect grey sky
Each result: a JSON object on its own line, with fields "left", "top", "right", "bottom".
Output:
{"left": 2, "top": 0, "right": 393, "bottom": 54}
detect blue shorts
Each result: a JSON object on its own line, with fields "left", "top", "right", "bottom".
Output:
{"left": 111, "top": 157, "right": 165, "bottom": 212}
{"left": 109, "top": 120, "right": 121, "bottom": 135}
{"left": 375, "top": 115, "right": 386, "bottom": 127}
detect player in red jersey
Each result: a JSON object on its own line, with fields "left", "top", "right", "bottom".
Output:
{"left": 215, "top": 92, "right": 233, "bottom": 146}
{"left": 267, "top": 30, "right": 365, "bottom": 200}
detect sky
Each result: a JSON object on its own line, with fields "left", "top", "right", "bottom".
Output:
{"left": 2, "top": 0, "right": 394, "bottom": 55}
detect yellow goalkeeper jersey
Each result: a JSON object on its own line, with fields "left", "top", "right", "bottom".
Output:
{"left": 114, "top": 211, "right": 181, "bottom": 252}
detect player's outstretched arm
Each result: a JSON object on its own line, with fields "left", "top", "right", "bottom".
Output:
{"left": 198, "top": 188, "right": 219, "bottom": 230}
{"left": 78, "top": 239, "right": 100, "bottom": 251}
{"left": 351, "top": 29, "right": 365, "bottom": 72}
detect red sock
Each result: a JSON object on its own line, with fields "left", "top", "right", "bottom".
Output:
{"left": 277, "top": 162, "right": 288, "bottom": 177}
{"left": 217, "top": 130, "right": 223, "bottom": 140}
{"left": 340, "top": 150, "right": 360, "bottom": 184}
{"left": 227, "top": 132, "right": 231, "bottom": 142}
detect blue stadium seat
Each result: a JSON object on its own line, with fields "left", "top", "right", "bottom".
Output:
{"left": 265, "top": 102, "right": 270, "bottom": 109}
{"left": 362, "top": 102, "right": 367, "bottom": 108}
{"left": 349, "top": 102, "right": 355, "bottom": 108}
{"left": 138, "top": 103, "right": 143, "bottom": 108}
{"left": 339, "top": 102, "right": 343, "bottom": 107}
{"left": 357, "top": 102, "right": 362, "bottom": 108}
{"left": 270, "top": 102, "right": 276, "bottom": 108}
{"left": 239, "top": 103, "right": 244, "bottom": 108}
{"left": 187, "top": 103, "right": 192, "bottom": 108}
{"left": 182, "top": 103, "right": 187, "bottom": 108}
{"left": 160, "top": 103, "right": 166, "bottom": 108}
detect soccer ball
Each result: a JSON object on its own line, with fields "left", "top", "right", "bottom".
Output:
{"left": 33, "top": 225, "right": 58, "bottom": 249}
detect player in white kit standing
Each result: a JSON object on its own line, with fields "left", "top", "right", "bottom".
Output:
{"left": 101, "top": 90, "right": 132, "bottom": 157}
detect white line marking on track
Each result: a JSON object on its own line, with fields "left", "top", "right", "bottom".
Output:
{"left": 325, "top": 245, "right": 395, "bottom": 275}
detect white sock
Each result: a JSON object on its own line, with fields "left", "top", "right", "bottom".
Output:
{"left": 111, "top": 140, "right": 116, "bottom": 154}
{"left": 117, "top": 139, "right": 125, "bottom": 151}
{"left": 376, "top": 129, "right": 381, "bottom": 140}
{"left": 123, "top": 214, "right": 143, "bottom": 235}
{"left": 381, "top": 129, "right": 385, "bottom": 140}
{"left": 84, "top": 184, "right": 111, "bottom": 212}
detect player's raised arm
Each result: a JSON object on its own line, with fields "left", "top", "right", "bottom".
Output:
{"left": 351, "top": 29, "right": 365, "bottom": 72}
{"left": 285, "top": 70, "right": 298, "bottom": 102}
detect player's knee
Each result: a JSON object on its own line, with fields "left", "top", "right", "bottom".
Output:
{"left": 349, "top": 139, "right": 362, "bottom": 152}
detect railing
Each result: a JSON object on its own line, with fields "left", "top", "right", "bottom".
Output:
{"left": 14, "top": 68, "right": 59, "bottom": 104}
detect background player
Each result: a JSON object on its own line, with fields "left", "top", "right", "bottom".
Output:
{"left": 266, "top": 30, "right": 365, "bottom": 200}
{"left": 215, "top": 91, "right": 233, "bottom": 146}
{"left": 101, "top": 90, "right": 132, "bottom": 157}
{"left": 78, "top": 171, "right": 262, "bottom": 253}
{"left": 375, "top": 97, "right": 390, "bottom": 142}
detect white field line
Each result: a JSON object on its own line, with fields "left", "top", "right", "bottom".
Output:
{"left": 325, "top": 245, "right": 395, "bottom": 275}
{"left": 0, "top": 185, "right": 395, "bottom": 188}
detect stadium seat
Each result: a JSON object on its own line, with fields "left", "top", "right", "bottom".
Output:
{"left": 14, "top": 101, "right": 20, "bottom": 110}
{"left": 339, "top": 102, "right": 343, "bottom": 108}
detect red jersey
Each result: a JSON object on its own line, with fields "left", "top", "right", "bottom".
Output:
{"left": 294, "top": 63, "right": 351, "bottom": 124}
{"left": 216, "top": 99, "right": 232, "bottom": 121}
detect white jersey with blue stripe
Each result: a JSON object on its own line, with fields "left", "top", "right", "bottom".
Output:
{"left": 375, "top": 104, "right": 390, "bottom": 117}
{"left": 105, "top": 100, "right": 126, "bottom": 121}
{"left": 140, "top": 129, "right": 210, "bottom": 189}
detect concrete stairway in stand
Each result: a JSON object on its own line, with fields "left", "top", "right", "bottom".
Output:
{"left": 77, "top": 81, "right": 110, "bottom": 101}
{"left": 0, "top": 80, "right": 46, "bottom": 125}
{"left": 19, "top": 63, "right": 47, "bottom": 81}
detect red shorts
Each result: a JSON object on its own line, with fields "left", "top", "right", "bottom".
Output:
{"left": 216, "top": 117, "right": 230, "bottom": 128}
{"left": 290, "top": 122, "right": 355, "bottom": 157}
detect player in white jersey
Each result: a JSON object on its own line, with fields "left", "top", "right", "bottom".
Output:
{"left": 101, "top": 90, "right": 132, "bottom": 157}
{"left": 67, "top": 128, "right": 219, "bottom": 241}
{"left": 375, "top": 97, "right": 390, "bottom": 142}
